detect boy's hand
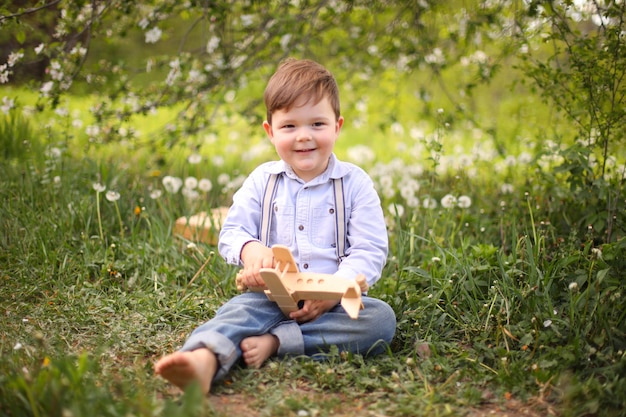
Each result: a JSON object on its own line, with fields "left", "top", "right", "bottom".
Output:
{"left": 239, "top": 241, "right": 274, "bottom": 288}
{"left": 289, "top": 299, "right": 339, "bottom": 323}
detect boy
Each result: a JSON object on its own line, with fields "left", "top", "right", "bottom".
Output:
{"left": 155, "top": 58, "right": 396, "bottom": 394}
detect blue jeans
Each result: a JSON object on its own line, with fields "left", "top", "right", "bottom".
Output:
{"left": 179, "top": 292, "right": 396, "bottom": 380}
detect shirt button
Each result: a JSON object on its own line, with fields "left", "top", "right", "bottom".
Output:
{"left": 298, "top": 225, "right": 304, "bottom": 231}
{"left": 303, "top": 263, "right": 309, "bottom": 269}
{"left": 329, "top": 208, "right": 335, "bottom": 214}
{"left": 274, "top": 206, "right": 278, "bottom": 212}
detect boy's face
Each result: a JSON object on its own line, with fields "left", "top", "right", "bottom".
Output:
{"left": 263, "top": 96, "right": 343, "bottom": 182}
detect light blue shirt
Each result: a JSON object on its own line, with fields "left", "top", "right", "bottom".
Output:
{"left": 218, "top": 154, "right": 388, "bottom": 287}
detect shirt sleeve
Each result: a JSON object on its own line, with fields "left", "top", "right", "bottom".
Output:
{"left": 333, "top": 169, "right": 388, "bottom": 288}
{"left": 218, "top": 167, "right": 265, "bottom": 265}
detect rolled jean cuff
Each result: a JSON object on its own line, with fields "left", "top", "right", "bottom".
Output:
{"left": 270, "top": 321, "right": 304, "bottom": 357}
{"left": 179, "top": 330, "right": 238, "bottom": 381}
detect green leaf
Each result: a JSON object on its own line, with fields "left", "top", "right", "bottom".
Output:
{"left": 15, "top": 30, "right": 26, "bottom": 44}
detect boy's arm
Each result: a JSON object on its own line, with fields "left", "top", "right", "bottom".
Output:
{"left": 218, "top": 168, "right": 269, "bottom": 267}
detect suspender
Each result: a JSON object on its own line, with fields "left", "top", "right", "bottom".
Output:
{"left": 332, "top": 177, "right": 346, "bottom": 262}
{"left": 260, "top": 173, "right": 280, "bottom": 246}
{"left": 260, "top": 173, "right": 347, "bottom": 263}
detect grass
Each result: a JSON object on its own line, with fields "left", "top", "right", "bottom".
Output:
{"left": 0, "top": 88, "right": 625, "bottom": 417}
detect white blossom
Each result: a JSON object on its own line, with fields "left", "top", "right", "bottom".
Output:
{"left": 40, "top": 81, "right": 54, "bottom": 96}
{"left": 145, "top": 27, "right": 163, "bottom": 44}
{"left": 7, "top": 51, "right": 24, "bottom": 67}
{"left": 206, "top": 36, "right": 220, "bottom": 54}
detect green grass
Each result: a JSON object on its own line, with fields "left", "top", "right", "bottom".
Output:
{"left": 1, "top": 89, "right": 625, "bottom": 417}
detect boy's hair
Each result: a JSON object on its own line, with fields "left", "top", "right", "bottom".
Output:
{"left": 264, "top": 58, "right": 340, "bottom": 125}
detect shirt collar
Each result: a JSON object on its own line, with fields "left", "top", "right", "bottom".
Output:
{"left": 265, "top": 154, "right": 350, "bottom": 184}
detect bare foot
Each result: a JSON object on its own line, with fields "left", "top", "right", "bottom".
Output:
{"left": 154, "top": 348, "right": 217, "bottom": 394}
{"left": 240, "top": 334, "right": 279, "bottom": 369}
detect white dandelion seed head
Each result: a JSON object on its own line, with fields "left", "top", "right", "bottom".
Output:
{"left": 184, "top": 176, "right": 198, "bottom": 190}
{"left": 457, "top": 195, "right": 472, "bottom": 208}
{"left": 441, "top": 194, "right": 457, "bottom": 209}
{"left": 187, "top": 153, "right": 202, "bottom": 164}
{"left": 388, "top": 204, "right": 404, "bottom": 217}
{"left": 198, "top": 178, "right": 212, "bottom": 192}
{"left": 105, "top": 190, "right": 120, "bottom": 202}
{"left": 92, "top": 182, "right": 106, "bottom": 192}
{"left": 162, "top": 175, "right": 183, "bottom": 194}
{"left": 422, "top": 197, "right": 437, "bottom": 209}
{"left": 182, "top": 187, "right": 199, "bottom": 200}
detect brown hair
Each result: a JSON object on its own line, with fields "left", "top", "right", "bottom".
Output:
{"left": 264, "top": 58, "right": 340, "bottom": 125}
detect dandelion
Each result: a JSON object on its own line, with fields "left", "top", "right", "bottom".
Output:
{"left": 441, "top": 194, "right": 457, "bottom": 208}
{"left": 198, "top": 178, "right": 213, "bottom": 192}
{"left": 543, "top": 319, "right": 552, "bottom": 328}
{"left": 162, "top": 175, "right": 183, "bottom": 193}
{"left": 150, "top": 189, "right": 162, "bottom": 200}
{"left": 500, "top": 183, "right": 514, "bottom": 194}
{"left": 388, "top": 203, "right": 404, "bottom": 217}
{"left": 188, "top": 153, "right": 202, "bottom": 164}
{"left": 457, "top": 195, "right": 472, "bottom": 208}
{"left": 184, "top": 176, "right": 198, "bottom": 190}
{"left": 92, "top": 182, "right": 105, "bottom": 192}
{"left": 1, "top": 96, "right": 14, "bottom": 114}
{"left": 105, "top": 190, "right": 124, "bottom": 237}
{"left": 93, "top": 183, "right": 106, "bottom": 240}
{"left": 212, "top": 155, "right": 224, "bottom": 166}
{"left": 422, "top": 197, "right": 437, "bottom": 209}
{"left": 217, "top": 173, "right": 230, "bottom": 185}
{"left": 347, "top": 144, "right": 376, "bottom": 164}
{"left": 13, "top": 342, "right": 23, "bottom": 350}
{"left": 182, "top": 187, "right": 199, "bottom": 200}
{"left": 431, "top": 256, "right": 441, "bottom": 263}
{"left": 568, "top": 282, "right": 578, "bottom": 291}
{"left": 105, "top": 191, "right": 120, "bottom": 202}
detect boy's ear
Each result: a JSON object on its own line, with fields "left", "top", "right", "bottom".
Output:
{"left": 263, "top": 121, "right": 273, "bottom": 138}
{"left": 336, "top": 116, "right": 344, "bottom": 133}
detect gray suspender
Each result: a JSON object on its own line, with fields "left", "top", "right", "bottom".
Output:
{"left": 260, "top": 173, "right": 280, "bottom": 246}
{"left": 332, "top": 177, "right": 346, "bottom": 262}
{"left": 260, "top": 173, "right": 346, "bottom": 263}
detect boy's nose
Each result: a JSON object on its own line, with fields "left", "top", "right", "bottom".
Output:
{"left": 296, "top": 129, "right": 312, "bottom": 141}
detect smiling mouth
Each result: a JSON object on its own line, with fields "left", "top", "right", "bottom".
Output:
{"left": 295, "top": 148, "right": 316, "bottom": 153}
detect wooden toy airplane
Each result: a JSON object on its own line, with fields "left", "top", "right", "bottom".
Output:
{"left": 236, "top": 245, "right": 369, "bottom": 319}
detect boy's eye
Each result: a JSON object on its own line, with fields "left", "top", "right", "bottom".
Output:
{"left": 313, "top": 122, "right": 325, "bottom": 127}
{"left": 282, "top": 124, "right": 294, "bottom": 129}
